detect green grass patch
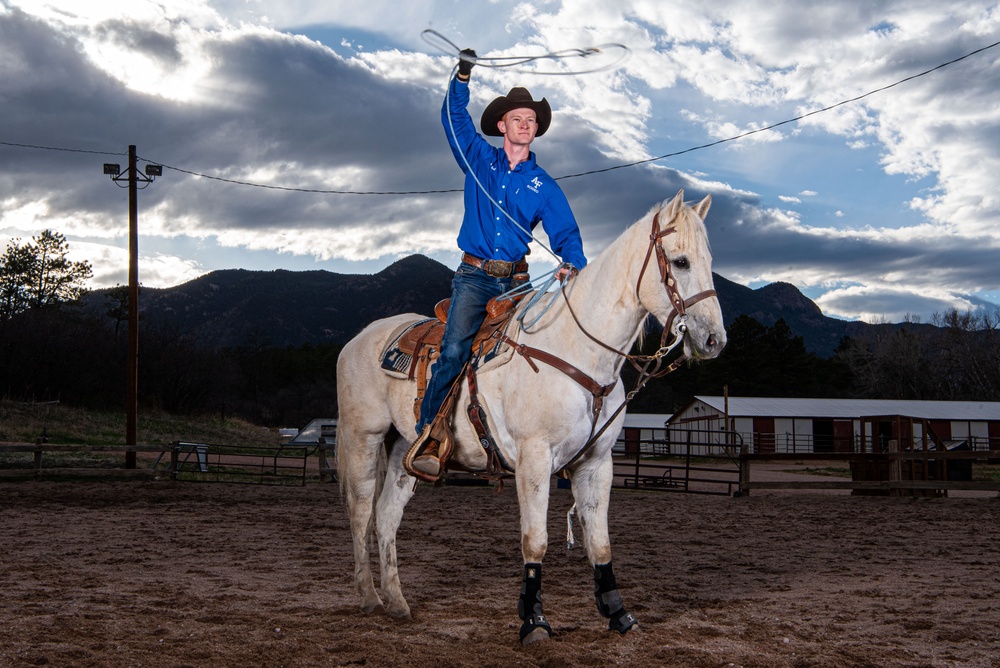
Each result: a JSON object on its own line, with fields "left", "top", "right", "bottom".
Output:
{"left": 973, "top": 464, "right": 1000, "bottom": 482}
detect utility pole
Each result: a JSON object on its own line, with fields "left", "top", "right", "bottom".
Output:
{"left": 103, "top": 146, "right": 161, "bottom": 467}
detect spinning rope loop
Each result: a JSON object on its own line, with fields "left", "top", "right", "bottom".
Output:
{"left": 421, "top": 30, "right": 630, "bottom": 77}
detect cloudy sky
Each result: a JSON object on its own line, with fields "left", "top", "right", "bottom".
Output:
{"left": 2, "top": 0, "right": 998, "bottom": 324}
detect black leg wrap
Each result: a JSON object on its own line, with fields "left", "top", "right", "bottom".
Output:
{"left": 518, "top": 563, "right": 551, "bottom": 642}
{"left": 594, "top": 562, "right": 638, "bottom": 634}
{"left": 608, "top": 608, "right": 639, "bottom": 634}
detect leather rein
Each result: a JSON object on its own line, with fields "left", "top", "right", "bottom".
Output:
{"left": 503, "top": 207, "right": 718, "bottom": 472}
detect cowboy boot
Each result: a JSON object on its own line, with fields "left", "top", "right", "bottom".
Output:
{"left": 404, "top": 366, "right": 464, "bottom": 482}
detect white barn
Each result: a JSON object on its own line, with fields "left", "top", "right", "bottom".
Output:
{"left": 667, "top": 396, "right": 1000, "bottom": 455}
{"left": 618, "top": 413, "right": 672, "bottom": 455}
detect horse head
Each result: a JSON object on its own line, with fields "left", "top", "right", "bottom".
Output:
{"left": 635, "top": 190, "right": 727, "bottom": 361}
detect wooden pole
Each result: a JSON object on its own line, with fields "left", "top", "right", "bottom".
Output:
{"left": 125, "top": 144, "right": 138, "bottom": 468}
{"left": 739, "top": 444, "right": 750, "bottom": 496}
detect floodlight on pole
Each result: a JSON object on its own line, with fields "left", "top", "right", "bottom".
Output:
{"left": 102, "top": 145, "right": 161, "bottom": 466}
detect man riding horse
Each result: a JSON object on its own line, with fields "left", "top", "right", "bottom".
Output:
{"left": 405, "top": 48, "right": 588, "bottom": 479}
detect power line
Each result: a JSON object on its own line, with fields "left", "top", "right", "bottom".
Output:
{"left": 2, "top": 39, "right": 998, "bottom": 193}
{"left": 146, "top": 161, "right": 461, "bottom": 195}
{"left": 0, "top": 140, "right": 125, "bottom": 157}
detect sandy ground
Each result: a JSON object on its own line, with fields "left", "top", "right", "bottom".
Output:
{"left": 1, "top": 480, "right": 999, "bottom": 668}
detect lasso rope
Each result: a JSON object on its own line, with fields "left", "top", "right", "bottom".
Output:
{"left": 421, "top": 30, "right": 630, "bottom": 77}
{"left": 426, "top": 30, "right": 631, "bottom": 329}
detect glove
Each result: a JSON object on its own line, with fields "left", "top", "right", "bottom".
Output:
{"left": 458, "top": 48, "right": 477, "bottom": 77}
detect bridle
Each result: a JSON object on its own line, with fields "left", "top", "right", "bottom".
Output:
{"left": 564, "top": 207, "right": 718, "bottom": 376}
{"left": 637, "top": 210, "right": 719, "bottom": 353}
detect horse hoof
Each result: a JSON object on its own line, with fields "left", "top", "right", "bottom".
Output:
{"left": 521, "top": 626, "right": 550, "bottom": 646}
{"left": 385, "top": 605, "right": 411, "bottom": 620}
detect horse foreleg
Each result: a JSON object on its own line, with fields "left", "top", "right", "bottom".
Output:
{"left": 571, "top": 455, "right": 639, "bottom": 634}
{"left": 515, "top": 448, "right": 553, "bottom": 645}
{"left": 375, "top": 437, "right": 416, "bottom": 619}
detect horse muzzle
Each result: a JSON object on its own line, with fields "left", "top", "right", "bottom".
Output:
{"left": 683, "top": 321, "right": 727, "bottom": 361}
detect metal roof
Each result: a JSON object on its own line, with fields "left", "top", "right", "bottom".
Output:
{"left": 623, "top": 413, "right": 672, "bottom": 428}
{"left": 682, "top": 397, "right": 1000, "bottom": 421}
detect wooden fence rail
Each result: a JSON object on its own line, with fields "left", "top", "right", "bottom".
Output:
{"left": 0, "top": 443, "right": 170, "bottom": 479}
{"left": 0, "top": 442, "right": 321, "bottom": 484}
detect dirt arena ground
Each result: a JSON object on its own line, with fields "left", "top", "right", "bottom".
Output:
{"left": 1, "top": 480, "right": 998, "bottom": 668}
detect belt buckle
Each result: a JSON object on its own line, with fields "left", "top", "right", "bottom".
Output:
{"left": 485, "top": 259, "right": 513, "bottom": 277}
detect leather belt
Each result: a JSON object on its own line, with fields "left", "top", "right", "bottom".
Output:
{"left": 462, "top": 253, "right": 527, "bottom": 278}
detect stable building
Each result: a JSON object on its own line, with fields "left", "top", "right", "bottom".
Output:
{"left": 667, "top": 396, "right": 1000, "bottom": 454}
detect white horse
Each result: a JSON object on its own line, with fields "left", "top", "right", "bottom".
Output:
{"left": 336, "top": 190, "right": 726, "bottom": 644}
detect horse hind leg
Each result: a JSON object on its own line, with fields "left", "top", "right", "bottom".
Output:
{"left": 337, "top": 421, "right": 392, "bottom": 614}
{"left": 375, "top": 432, "right": 417, "bottom": 619}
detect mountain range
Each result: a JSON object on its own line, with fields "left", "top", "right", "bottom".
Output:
{"left": 87, "top": 255, "right": 928, "bottom": 357}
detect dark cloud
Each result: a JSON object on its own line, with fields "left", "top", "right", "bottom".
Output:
{"left": 94, "top": 19, "right": 184, "bottom": 65}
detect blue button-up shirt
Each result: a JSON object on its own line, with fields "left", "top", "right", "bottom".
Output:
{"left": 442, "top": 77, "right": 587, "bottom": 270}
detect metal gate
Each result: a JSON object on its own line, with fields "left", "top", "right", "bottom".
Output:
{"left": 613, "top": 428, "right": 742, "bottom": 496}
{"left": 161, "top": 441, "right": 313, "bottom": 485}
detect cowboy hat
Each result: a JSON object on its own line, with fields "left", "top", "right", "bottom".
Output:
{"left": 480, "top": 87, "right": 552, "bottom": 137}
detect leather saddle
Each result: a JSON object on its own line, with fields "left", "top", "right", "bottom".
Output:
{"left": 402, "top": 293, "right": 524, "bottom": 423}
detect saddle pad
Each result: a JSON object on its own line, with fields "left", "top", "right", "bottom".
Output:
{"left": 380, "top": 317, "right": 434, "bottom": 379}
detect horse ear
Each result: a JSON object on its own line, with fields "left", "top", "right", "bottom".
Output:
{"left": 693, "top": 194, "right": 712, "bottom": 219}
{"left": 666, "top": 190, "right": 685, "bottom": 219}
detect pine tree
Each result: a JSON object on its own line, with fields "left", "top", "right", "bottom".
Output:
{"left": 0, "top": 230, "right": 93, "bottom": 320}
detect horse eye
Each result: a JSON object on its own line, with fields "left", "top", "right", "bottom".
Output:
{"left": 672, "top": 257, "right": 690, "bottom": 270}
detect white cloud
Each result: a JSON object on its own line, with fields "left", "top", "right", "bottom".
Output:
{"left": 816, "top": 284, "right": 977, "bottom": 323}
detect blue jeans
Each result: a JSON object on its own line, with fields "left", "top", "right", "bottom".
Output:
{"left": 416, "top": 262, "right": 512, "bottom": 432}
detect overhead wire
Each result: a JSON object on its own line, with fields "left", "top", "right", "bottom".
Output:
{"left": 0, "top": 140, "right": 125, "bottom": 157}
{"left": 146, "top": 161, "right": 460, "bottom": 195}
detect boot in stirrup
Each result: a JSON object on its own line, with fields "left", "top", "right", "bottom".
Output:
{"left": 404, "top": 424, "right": 442, "bottom": 482}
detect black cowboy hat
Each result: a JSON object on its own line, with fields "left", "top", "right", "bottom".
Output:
{"left": 480, "top": 87, "right": 552, "bottom": 137}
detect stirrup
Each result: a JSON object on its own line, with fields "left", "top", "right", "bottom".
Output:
{"left": 403, "top": 425, "right": 442, "bottom": 483}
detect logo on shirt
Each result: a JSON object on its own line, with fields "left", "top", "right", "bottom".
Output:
{"left": 527, "top": 176, "right": 543, "bottom": 193}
